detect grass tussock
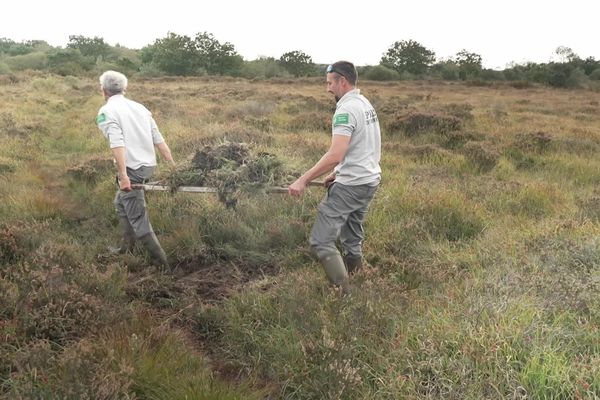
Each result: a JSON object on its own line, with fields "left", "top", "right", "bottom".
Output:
{"left": 461, "top": 141, "right": 500, "bottom": 172}
{"left": 66, "top": 156, "right": 114, "bottom": 184}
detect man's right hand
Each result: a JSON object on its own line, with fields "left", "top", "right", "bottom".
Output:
{"left": 288, "top": 178, "right": 306, "bottom": 197}
{"left": 118, "top": 175, "right": 132, "bottom": 191}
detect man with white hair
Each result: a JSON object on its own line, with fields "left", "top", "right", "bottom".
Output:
{"left": 96, "top": 70, "right": 175, "bottom": 271}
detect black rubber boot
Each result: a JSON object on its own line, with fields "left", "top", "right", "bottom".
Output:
{"left": 139, "top": 232, "right": 170, "bottom": 272}
{"left": 343, "top": 254, "right": 363, "bottom": 275}
{"left": 320, "top": 253, "right": 351, "bottom": 296}
{"left": 108, "top": 216, "right": 136, "bottom": 254}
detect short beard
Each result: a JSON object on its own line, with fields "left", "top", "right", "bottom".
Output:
{"left": 334, "top": 96, "right": 340, "bottom": 102}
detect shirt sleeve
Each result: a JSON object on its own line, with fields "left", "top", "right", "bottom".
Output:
{"left": 331, "top": 107, "right": 356, "bottom": 137}
{"left": 96, "top": 109, "right": 125, "bottom": 148}
{"left": 150, "top": 116, "right": 165, "bottom": 144}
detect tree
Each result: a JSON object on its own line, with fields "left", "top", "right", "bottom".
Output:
{"left": 554, "top": 46, "right": 578, "bottom": 63}
{"left": 142, "top": 32, "right": 243, "bottom": 76}
{"left": 194, "top": 32, "right": 243, "bottom": 76}
{"left": 144, "top": 33, "right": 198, "bottom": 75}
{"left": 581, "top": 56, "right": 600, "bottom": 75}
{"left": 380, "top": 40, "right": 435, "bottom": 75}
{"left": 454, "top": 49, "right": 482, "bottom": 80}
{"left": 431, "top": 60, "right": 460, "bottom": 80}
{"left": 67, "top": 35, "right": 110, "bottom": 60}
{"left": 278, "top": 50, "right": 314, "bottom": 77}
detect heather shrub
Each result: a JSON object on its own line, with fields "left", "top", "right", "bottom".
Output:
{"left": 4, "top": 52, "right": 47, "bottom": 71}
{"left": 461, "top": 141, "right": 500, "bottom": 172}
{"left": 440, "top": 103, "right": 474, "bottom": 121}
{"left": 590, "top": 68, "right": 600, "bottom": 81}
{"left": 442, "top": 131, "right": 485, "bottom": 149}
{"left": 386, "top": 112, "right": 462, "bottom": 136}
{"left": 286, "top": 111, "right": 331, "bottom": 132}
{"left": 512, "top": 131, "right": 554, "bottom": 153}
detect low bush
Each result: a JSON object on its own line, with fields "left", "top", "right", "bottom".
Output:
{"left": 461, "top": 141, "right": 500, "bottom": 172}
{"left": 386, "top": 112, "right": 462, "bottom": 136}
{"left": 440, "top": 103, "right": 474, "bottom": 121}
{"left": 512, "top": 131, "right": 553, "bottom": 153}
{"left": 4, "top": 52, "right": 47, "bottom": 71}
{"left": 362, "top": 65, "right": 400, "bottom": 81}
{"left": 286, "top": 111, "right": 331, "bottom": 132}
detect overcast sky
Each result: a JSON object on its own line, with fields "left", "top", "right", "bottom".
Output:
{"left": 2, "top": 0, "right": 597, "bottom": 70}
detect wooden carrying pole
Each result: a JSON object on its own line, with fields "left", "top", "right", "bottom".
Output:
{"left": 131, "top": 181, "right": 325, "bottom": 194}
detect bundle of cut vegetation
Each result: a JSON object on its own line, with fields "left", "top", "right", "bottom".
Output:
{"left": 164, "top": 141, "right": 297, "bottom": 207}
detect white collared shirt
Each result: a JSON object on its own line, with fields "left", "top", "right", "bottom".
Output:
{"left": 96, "top": 94, "right": 165, "bottom": 169}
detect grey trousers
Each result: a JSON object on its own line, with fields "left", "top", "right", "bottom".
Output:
{"left": 309, "top": 182, "right": 378, "bottom": 260}
{"left": 114, "top": 166, "right": 155, "bottom": 239}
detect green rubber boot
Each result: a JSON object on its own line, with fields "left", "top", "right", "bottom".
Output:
{"left": 108, "top": 216, "right": 136, "bottom": 254}
{"left": 139, "top": 232, "right": 170, "bottom": 272}
{"left": 344, "top": 254, "right": 363, "bottom": 275}
{"left": 320, "top": 253, "right": 351, "bottom": 296}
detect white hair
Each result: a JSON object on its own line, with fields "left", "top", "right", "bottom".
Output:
{"left": 99, "top": 70, "right": 128, "bottom": 96}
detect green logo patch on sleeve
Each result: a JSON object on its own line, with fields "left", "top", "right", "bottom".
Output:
{"left": 333, "top": 113, "right": 349, "bottom": 126}
{"left": 96, "top": 113, "right": 106, "bottom": 124}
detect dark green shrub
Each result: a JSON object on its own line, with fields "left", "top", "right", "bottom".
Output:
{"left": 589, "top": 68, "right": 600, "bottom": 81}
{"left": 431, "top": 61, "right": 460, "bottom": 80}
{"left": 480, "top": 69, "right": 505, "bottom": 81}
{"left": 363, "top": 65, "right": 400, "bottom": 81}
{"left": 240, "top": 58, "right": 289, "bottom": 79}
{"left": 4, "top": 52, "right": 47, "bottom": 71}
